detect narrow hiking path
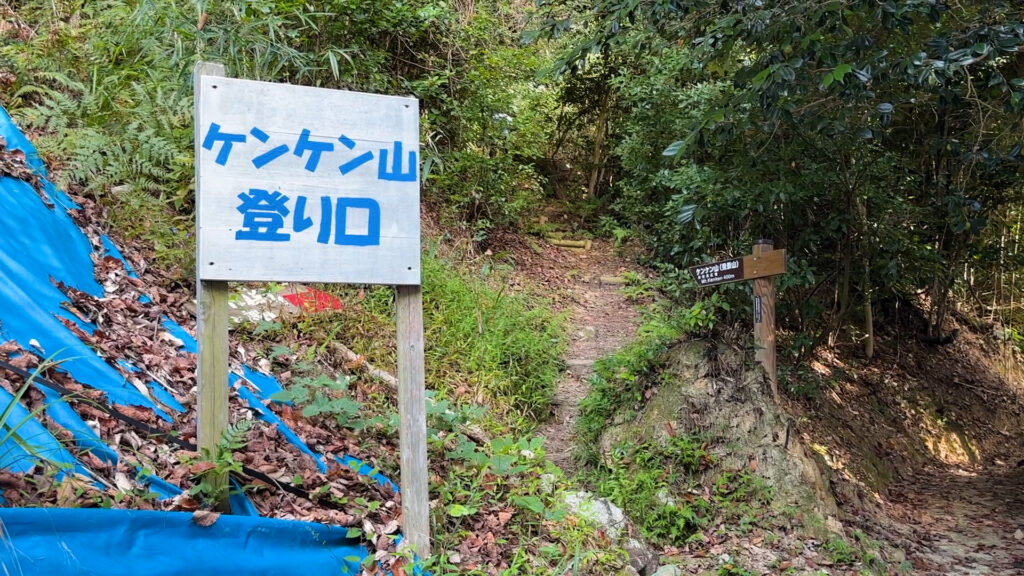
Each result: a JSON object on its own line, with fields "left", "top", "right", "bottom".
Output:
{"left": 538, "top": 268, "right": 640, "bottom": 471}
{"left": 502, "top": 234, "right": 644, "bottom": 471}
{"left": 852, "top": 463, "right": 1024, "bottom": 575}
{"left": 854, "top": 462, "right": 1024, "bottom": 572}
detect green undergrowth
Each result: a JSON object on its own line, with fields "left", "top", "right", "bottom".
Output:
{"left": 418, "top": 247, "right": 566, "bottom": 425}
{"left": 574, "top": 306, "right": 683, "bottom": 465}
{"left": 237, "top": 242, "right": 565, "bottom": 430}
{"left": 575, "top": 297, "right": 784, "bottom": 548}
{"left": 575, "top": 295, "right": 728, "bottom": 465}
{"left": 421, "top": 436, "right": 627, "bottom": 575}
{"left": 595, "top": 437, "right": 712, "bottom": 544}
{"left": 102, "top": 188, "right": 196, "bottom": 281}
{"left": 266, "top": 346, "right": 625, "bottom": 574}
{"left": 327, "top": 246, "right": 566, "bottom": 429}
{"left": 232, "top": 241, "right": 629, "bottom": 573}
{"left": 589, "top": 435, "right": 776, "bottom": 548}
{"left": 234, "top": 239, "right": 565, "bottom": 436}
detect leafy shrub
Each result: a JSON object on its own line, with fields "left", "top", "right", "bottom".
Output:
{"left": 429, "top": 150, "right": 544, "bottom": 236}
{"left": 423, "top": 38, "right": 559, "bottom": 237}
{"left": 596, "top": 438, "right": 711, "bottom": 544}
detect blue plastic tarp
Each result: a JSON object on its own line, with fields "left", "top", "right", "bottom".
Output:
{"left": 0, "top": 508, "right": 365, "bottom": 576}
{"left": 0, "top": 103, "right": 415, "bottom": 575}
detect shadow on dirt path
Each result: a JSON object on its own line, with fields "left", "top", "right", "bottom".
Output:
{"left": 800, "top": 327, "right": 1024, "bottom": 574}
{"left": 858, "top": 464, "right": 1024, "bottom": 575}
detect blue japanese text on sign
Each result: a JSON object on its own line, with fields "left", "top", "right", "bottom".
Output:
{"left": 196, "top": 77, "right": 420, "bottom": 285}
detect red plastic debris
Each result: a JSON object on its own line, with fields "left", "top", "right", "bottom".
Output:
{"left": 282, "top": 288, "right": 343, "bottom": 312}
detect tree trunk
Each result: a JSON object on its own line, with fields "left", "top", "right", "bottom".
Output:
{"left": 929, "top": 245, "right": 957, "bottom": 338}
{"left": 587, "top": 93, "right": 610, "bottom": 199}
{"left": 830, "top": 205, "right": 854, "bottom": 347}
{"left": 856, "top": 195, "right": 874, "bottom": 359}
{"left": 993, "top": 223, "right": 1005, "bottom": 320}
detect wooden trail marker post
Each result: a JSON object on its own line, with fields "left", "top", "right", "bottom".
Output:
{"left": 193, "top": 62, "right": 429, "bottom": 556}
{"left": 688, "top": 241, "right": 786, "bottom": 402}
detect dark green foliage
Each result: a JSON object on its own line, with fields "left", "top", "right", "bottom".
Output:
{"left": 421, "top": 36, "right": 559, "bottom": 237}
{"left": 2, "top": 0, "right": 561, "bottom": 253}
{"left": 596, "top": 438, "right": 711, "bottom": 544}
{"left": 533, "top": 0, "right": 1024, "bottom": 350}
{"left": 430, "top": 150, "right": 544, "bottom": 235}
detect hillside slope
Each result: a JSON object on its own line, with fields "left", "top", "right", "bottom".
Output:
{"left": 791, "top": 321, "right": 1024, "bottom": 573}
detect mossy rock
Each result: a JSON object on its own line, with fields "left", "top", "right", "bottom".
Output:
{"left": 597, "top": 338, "right": 838, "bottom": 520}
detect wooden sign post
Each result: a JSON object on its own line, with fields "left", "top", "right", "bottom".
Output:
{"left": 751, "top": 240, "right": 779, "bottom": 403}
{"left": 194, "top": 61, "right": 231, "bottom": 512}
{"left": 689, "top": 241, "right": 786, "bottom": 402}
{"left": 193, "top": 63, "right": 429, "bottom": 557}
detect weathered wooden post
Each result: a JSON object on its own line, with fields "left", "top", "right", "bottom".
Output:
{"left": 396, "top": 285, "right": 428, "bottom": 557}
{"left": 688, "top": 242, "right": 786, "bottom": 402}
{"left": 751, "top": 240, "right": 779, "bottom": 403}
{"left": 194, "top": 61, "right": 230, "bottom": 511}
{"left": 193, "top": 61, "right": 430, "bottom": 554}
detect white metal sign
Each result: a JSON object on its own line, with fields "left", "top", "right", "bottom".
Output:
{"left": 196, "top": 76, "right": 420, "bottom": 285}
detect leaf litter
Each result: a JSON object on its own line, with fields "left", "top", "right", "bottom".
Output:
{"left": 0, "top": 147, "right": 409, "bottom": 571}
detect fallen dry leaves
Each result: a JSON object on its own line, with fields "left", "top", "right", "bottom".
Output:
{"left": 0, "top": 150, "right": 407, "bottom": 566}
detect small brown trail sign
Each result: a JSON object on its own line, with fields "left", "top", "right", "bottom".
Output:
{"left": 689, "top": 243, "right": 786, "bottom": 402}
{"left": 690, "top": 257, "right": 744, "bottom": 287}
{"left": 688, "top": 249, "right": 785, "bottom": 287}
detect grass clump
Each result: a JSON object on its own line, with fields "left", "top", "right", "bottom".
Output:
{"left": 591, "top": 435, "right": 775, "bottom": 547}
{"left": 324, "top": 247, "right": 566, "bottom": 429}
{"left": 595, "top": 437, "right": 711, "bottom": 544}
{"left": 420, "top": 252, "right": 566, "bottom": 424}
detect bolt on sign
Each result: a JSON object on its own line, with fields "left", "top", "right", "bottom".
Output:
{"left": 196, "top": 76, "right": 420, "bottom": 285}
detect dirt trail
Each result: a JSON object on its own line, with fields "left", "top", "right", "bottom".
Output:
{"left": 504, "top": 235, "right": 643, "bottom": 471}
{"left": 802, "top": 329, "right": 1024, "bottom": 574}
{"left": 537, "top": 275, "right": 640, "bottom": 471}
{"left": 857, "top": 464, "right": 1024, "bottom": 575}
